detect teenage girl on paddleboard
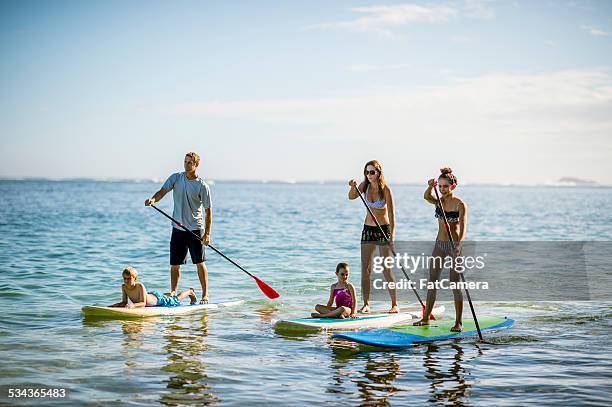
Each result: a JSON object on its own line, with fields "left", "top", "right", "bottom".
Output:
{"left": 312, "top": 262, "right": 357, "bottom": 319}
{"left": 348, "top": 160, "right": 399, "bottom": 314}
{"left": 414, "top": 167, "right": 468, "bottom": 332}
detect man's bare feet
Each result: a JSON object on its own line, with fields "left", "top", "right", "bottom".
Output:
{"left": 450, "top": 323, "right": 463, "bottom": 332}
{"left": 388, "top": 305, "right": 399, "bottom": 314}
{"left": 169, "top": 291, "right": 177, "bottom": 297}
{"left": 199, "top": 296, "right": 209, "bottom": 305}
{"left": 188, "top": 288, "right": 197, "bottom": 305}
{"left": 413, "top": 319, "right": 430, "bottom": 326}
{"left": 359, "top": 305, "right": 370, "bottom": 314}
{"left": 311, "top": 312, "right": 322, "bottom": 318}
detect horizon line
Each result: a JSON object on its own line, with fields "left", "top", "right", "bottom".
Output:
{"left": 0, "top": 177, "right": 607, "bottom": 188}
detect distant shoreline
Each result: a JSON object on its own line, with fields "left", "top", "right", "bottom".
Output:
{"left": 0, "top": 178, "right": 610, "bottom": 188}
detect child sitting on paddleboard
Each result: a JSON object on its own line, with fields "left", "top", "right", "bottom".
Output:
{"left": 311, "top": 262, "right": 357, "bottom": 319}
{"left": 109, "top": 266, "right": 196, "bottom": 308}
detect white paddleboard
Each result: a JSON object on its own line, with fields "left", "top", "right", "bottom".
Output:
{"left": 275, "top": 305, "right": 445, "bottom": 331}
{"left": 82, "top": 299, "right": 244, "bottom": 318}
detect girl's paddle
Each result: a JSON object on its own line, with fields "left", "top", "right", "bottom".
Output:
{"left": 352, "top": 183, "right": 435, "bottom": 319}
{"left": 150, "top": 204, "right": 280, "bottom": 300}
{"left": 432, "top": 184, "right": 483, "bottom": 340}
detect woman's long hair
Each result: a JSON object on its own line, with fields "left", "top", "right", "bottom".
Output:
{"left": 362, "top": 160, "right": 387, "bottom": 200}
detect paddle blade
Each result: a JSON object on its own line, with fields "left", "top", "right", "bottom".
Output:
{"left": 254, "top": 276, "right": 280, "bottom": 299}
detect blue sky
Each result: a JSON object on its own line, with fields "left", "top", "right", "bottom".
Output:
{"left": 1, "top": 0, "right": 611, "bottom": 184}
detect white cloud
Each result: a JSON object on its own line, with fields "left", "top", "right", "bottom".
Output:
{"left": 348, "top": 63, "right": 412, "bottom": 72}
{"left": 169, "top": 69, "right": 612, "bottom": 128}
{"left": 307, "top": 1, "right": 494, "bottom": 36}
{"left": 166, "top": 69, "right": 612, "bottom": 183}
{"left": 461, "top": 0, "right": 496, "bottom": 19}
{"left": 310, "top": 4, "right": 456, "bottom": 33}
{"left": 566, "top": 1, "right": 596, "bottom": 12}
{"left": 581, "top": 25, "right": 611, "bottom": 37}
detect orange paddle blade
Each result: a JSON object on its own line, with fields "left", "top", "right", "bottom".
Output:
{"left": 254, "top": 276, "right": 280, "bottom": 299}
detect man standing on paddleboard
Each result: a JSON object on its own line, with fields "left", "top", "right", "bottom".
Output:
{"left": 145, "top": 152, "right": 212, "bottom": 304}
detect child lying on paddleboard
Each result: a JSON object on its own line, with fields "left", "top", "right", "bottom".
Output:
{"left": 109, "top": 266, "right": 196, "bottom": 308}
{"left": 311, "top": 262, "right": 357, "bottom": 319}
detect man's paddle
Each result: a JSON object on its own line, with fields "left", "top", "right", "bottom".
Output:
{"left": 352, "top": 183, "right": 435, "bottom": 319}
{"left": 431, "top": 184, "right": 482, "bottom": 340}
{"left": 150, "top": 204, "right": 280, "bottom": 300}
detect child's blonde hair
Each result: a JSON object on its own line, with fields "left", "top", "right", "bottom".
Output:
{"left": 122, "top": 266, "right": 138, "bottom": 279}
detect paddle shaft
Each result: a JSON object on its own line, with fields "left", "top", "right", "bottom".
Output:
{"left": 353, "top": 183, "right": 425, "bottom": 307}
{"left": 432, "top": 185, "right": 483, "bottom": 340}
{"left": 150, "top": 204, "right": 257, "bottom": 279}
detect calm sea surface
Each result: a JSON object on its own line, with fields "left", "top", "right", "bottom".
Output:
{"left": 0, "top": 181, "right": 611, "bottom": 406}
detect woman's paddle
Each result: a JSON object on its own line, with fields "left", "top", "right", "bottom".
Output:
{"left": 150, "top": 204, "right": 280, "bottom": 300}
{"left": 352, "top": 183, "right": 434, "bottom": 319}
{"left": 431, "top": 184, "right": 482, "bottom": 340}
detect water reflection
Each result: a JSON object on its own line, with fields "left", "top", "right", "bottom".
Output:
{"left": 273, "top": 328, "right": 320, "bottom": 341}
{"left": 119, "top": 320, "right": 154, "bottom": 368}
{"left": 422, "top": 342, "right": 479, "bottom": 406}
{"left": 254, "top": 305, "right": 279, "bottom": 326}
{"left": 83, "top": 317, "right": 163, "bottom": 372}
{"left": 329, "top": 339, "right": 482, "bottom": 405}
{"left": 355, "top": 354, "right": 403, "bottom": 404}
{"left": 328, "top": 345, "right": 404, "bottom": 405}
{"left": 327, "top": 347, "right": 354, "bottom": 395}
{"left": 159, "top": 314, "right": 218, "bottom": 406}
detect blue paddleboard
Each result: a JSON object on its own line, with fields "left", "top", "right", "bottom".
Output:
{"left": 333, "top": 317, "right": 514, "bottom": 348}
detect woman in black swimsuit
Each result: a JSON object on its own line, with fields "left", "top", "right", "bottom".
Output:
{"left": 415, "top": 167, "right": 468, "bottom": 332}
{"left": 348, "top": 160, "right": 399, "bottom": 314}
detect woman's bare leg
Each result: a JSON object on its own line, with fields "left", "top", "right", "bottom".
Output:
{"left": 379, "top": 245, "right": 399, "bottom": 313}
{"left": 360, "top": 242, "right": 377, "bottom": 313}
{"left": 450, "top": 266, "right": 463, "bottom": 332}
{"left": 414, "top": 245, "right": 444, "bottom": 326}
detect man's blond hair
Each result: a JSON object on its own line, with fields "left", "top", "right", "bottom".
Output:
{"left": 186, "top": 152, "right": 200, "bottom": 165}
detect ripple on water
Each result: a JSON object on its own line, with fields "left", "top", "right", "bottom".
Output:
{"left": 0, "top": 182, "right": 611, "bottom": 405}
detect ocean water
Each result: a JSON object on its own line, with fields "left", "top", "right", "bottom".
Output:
{"left": 0, "top": 181, "right": 611, "bottom": 406}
